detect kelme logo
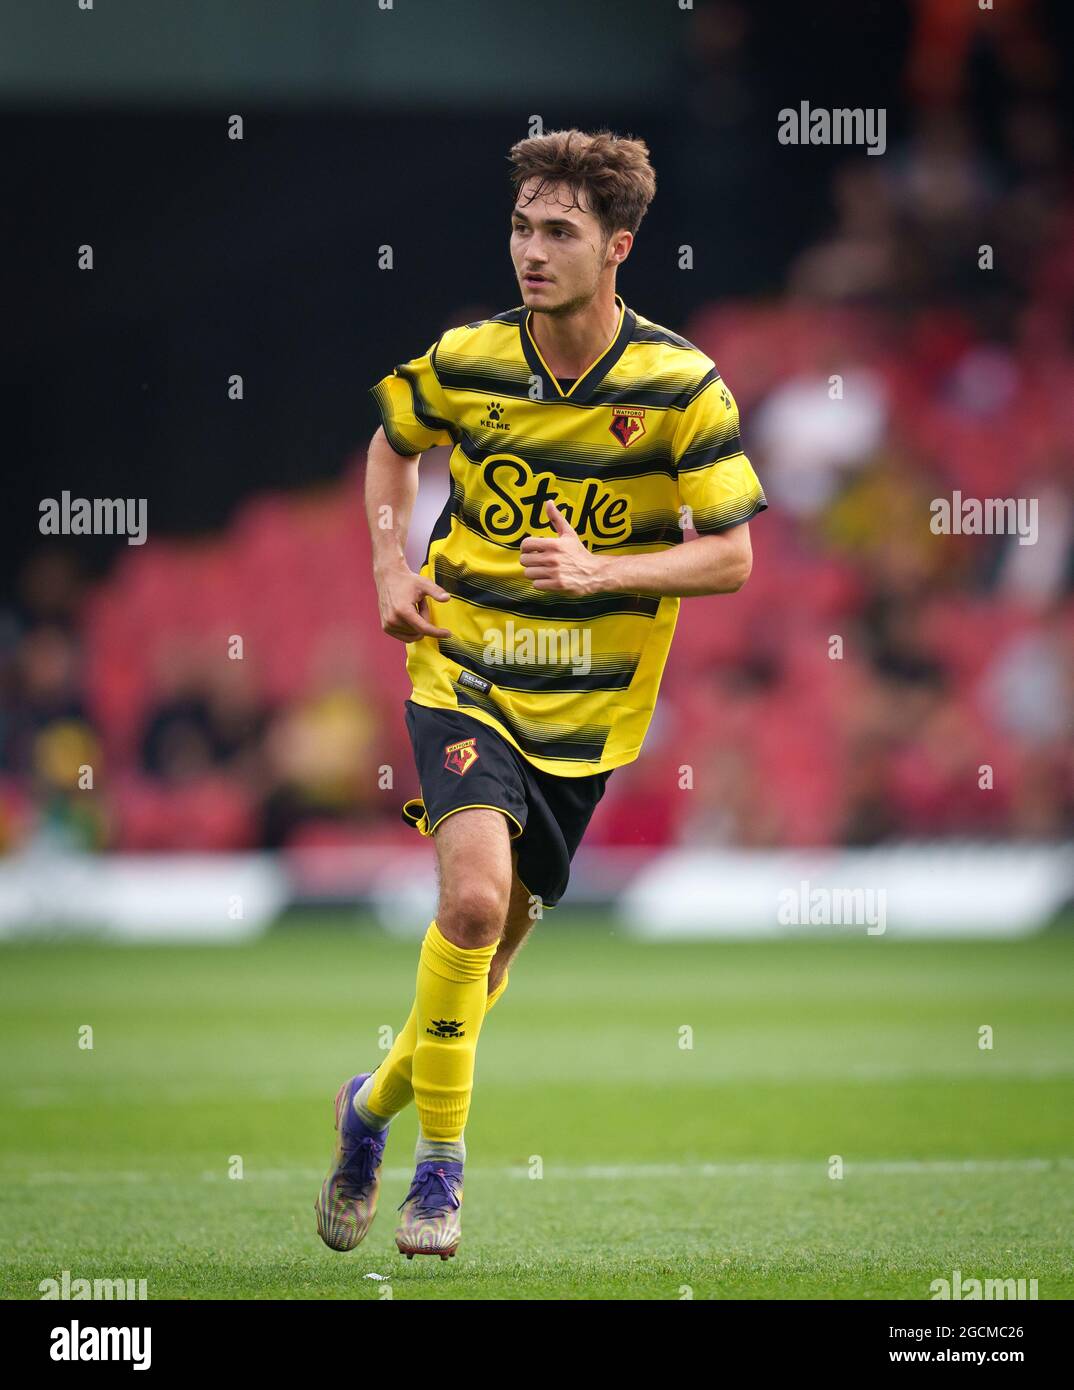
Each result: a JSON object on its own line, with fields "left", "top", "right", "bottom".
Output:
{"left": 427, "top": 1018, "right": 466, "bottom": 1038}
{"left": 479, "top": 401, "right": 510, "bottom": 431}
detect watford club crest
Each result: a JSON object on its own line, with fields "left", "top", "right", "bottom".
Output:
{"left": 609, "top": 406, "right": 646, "bottom": 447}
{"left": 444, "top": 737, "right": 479, "bottom": 776}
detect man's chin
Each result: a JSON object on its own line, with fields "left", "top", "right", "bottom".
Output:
{"left": 524, "top": 288, "right": 590, "bottom": 317}
{"left": 521, "top": 282, "right": 556, "bottom": 306}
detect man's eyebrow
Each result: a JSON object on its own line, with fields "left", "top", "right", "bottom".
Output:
{"left": 510, "top": 210, "right": 579, "bottom": 229}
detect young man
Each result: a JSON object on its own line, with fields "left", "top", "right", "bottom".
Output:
{"left": 315, "top": 128, "right": 765, "bottom": 1260}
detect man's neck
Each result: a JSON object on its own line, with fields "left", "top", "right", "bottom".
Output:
{"left": 529, "top": 286, "right": 622, "bottom": 380}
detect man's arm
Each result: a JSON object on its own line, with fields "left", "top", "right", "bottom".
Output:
{"left": 364, "top": 426, "right": 453, "bottom": 641}
{"left": 519, "top": 500, "right": 752, "bottom": 598}
{"left": 595, "top": 524, "right": 751, "bottom": 596}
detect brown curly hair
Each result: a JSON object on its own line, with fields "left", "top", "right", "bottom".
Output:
{"left": 507, "top": 128, "right": 657, "bottom": 243}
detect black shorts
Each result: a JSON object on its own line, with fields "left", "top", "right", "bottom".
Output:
{"left": 400, "top": 699, "right": 611, "bottom": 909}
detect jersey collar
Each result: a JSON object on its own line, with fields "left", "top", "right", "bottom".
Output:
{"left": 520, "top": 292, "right": 635, "bottom": 405}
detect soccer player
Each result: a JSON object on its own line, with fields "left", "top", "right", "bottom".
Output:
{"left": 315, "top": 128, "right": 766, "bottom": 1259}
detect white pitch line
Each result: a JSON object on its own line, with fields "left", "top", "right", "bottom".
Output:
{"left": 10, "top": 1158, "right": 1074, "bottom": 1186}
{"left": 6, "top": 1061, "right": 1074, "bottom": 1108}
{"left": 528, "top": 1159, "right": 1074, "bottom": 1179}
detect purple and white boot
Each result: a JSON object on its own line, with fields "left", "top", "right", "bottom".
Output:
{"left": 314, "top": 1072, "right": 388, "bottom": 1252}
{"left": 395, "top": 1161, "right": 464, "bottom": 1260}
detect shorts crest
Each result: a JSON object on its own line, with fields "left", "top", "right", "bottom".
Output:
{"left": 444, "top": 737, "right": 479, "bottom": 776}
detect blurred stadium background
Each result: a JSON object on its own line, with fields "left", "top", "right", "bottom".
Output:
{"left": 3, "top": 0, "right": 1072, "bottom": 938}
{"left": 2, "top": 0, "right": 1074, "bottom": 1302}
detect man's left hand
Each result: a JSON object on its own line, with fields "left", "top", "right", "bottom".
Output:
{"left": 519, "top": 500, "right": 612, "bottom": 595}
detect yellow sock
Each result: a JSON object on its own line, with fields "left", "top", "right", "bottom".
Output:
{"left": 366, "top": 938, "right": 508, "bottom": 1122}
{"left": 486, "top": 971, "right": 510, "bottom": 1013}
{"left": 410, "top": 920, "right": 496, "bottom": 1142}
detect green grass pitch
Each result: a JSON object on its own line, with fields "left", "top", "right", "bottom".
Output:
{"left": 2, "top": 917, "right": 1072, "bottom": 1300}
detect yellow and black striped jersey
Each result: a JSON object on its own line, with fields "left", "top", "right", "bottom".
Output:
{"left": 370, "top": 292, "right": 766, "bottom": 777}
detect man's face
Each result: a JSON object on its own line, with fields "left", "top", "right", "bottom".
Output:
{"left": 510, "top": 176, "right": 622, "bottom": 316}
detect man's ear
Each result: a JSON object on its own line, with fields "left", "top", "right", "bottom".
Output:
{"left": 610, "top": 229, "right": 633, "bottom": 267}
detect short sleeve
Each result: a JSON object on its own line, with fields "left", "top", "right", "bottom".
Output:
{"left": 370, "top": 338, "right": 456, "bottom": 455}
{"left": 674, "top": 374, "right": 767, "bottom": 534}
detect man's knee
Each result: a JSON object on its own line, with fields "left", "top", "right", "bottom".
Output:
{"left": 433, "top": 808, "right": 514, "bottom": 948}
{"left": 438, "top": 875, "right": 510, "bottom": 948}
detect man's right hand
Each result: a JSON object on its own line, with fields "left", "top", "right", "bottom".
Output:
{"left": 375, "top": 564, "right": 453, "bottom": 643}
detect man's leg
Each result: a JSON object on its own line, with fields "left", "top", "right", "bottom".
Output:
{"left": 361, "top": 847, "right": 534, "bottom": 1122}
{"left": 361, "top": 858, "right": 534, "bottom": 1119}
{"left": 409, "top": 808, "right": 510, "bottom": 1152}
{"left": 490, "top": 856, "right": 540, "bottom": 990}
{"left": 390, "top": 809, "right": 515, "bottom": 1258}
{"left": 315, "top": 813, "right": 518, "bottom": 1255}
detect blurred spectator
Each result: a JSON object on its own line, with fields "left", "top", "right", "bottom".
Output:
{"left": 979, "top": 603, "right": 1073, "bottom": 746}
{"left": 787, "top": 163, "right": 903, "bottom": 303}
{"left": 753, "top": 366, "right": 889, "bottom": 518}
{"left": 140, "top": 645, "right": 267, "bottom": 784}
{"left": 3, "top": 626, "right": 89, "bottom": 776}
{"left": 259, "top": 630, "right": 384, "bottom": 847}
